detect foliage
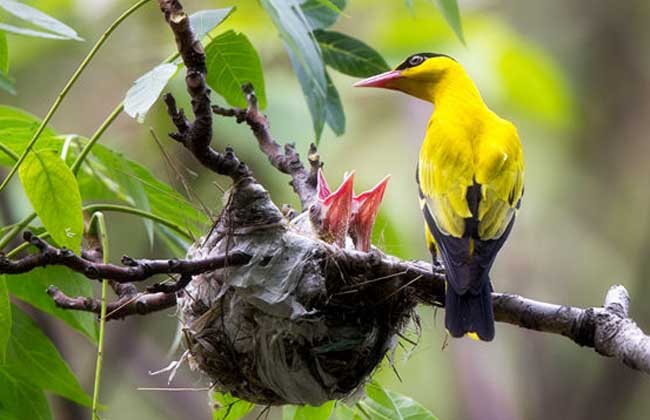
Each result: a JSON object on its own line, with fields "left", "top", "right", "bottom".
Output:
{"left": 18, "top": 150, "right": 83, "bottom": 253}
{"left": 278, "top": 382, "right": 439, "bottom": 420}
{"left": 212, "top": 392, "right": 255, "bottom": 420}
{"left": 205, "top": 30, "right": 267, "bottom": 109}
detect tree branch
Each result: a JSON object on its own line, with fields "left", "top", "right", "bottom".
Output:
{"left": 213, "top": 84, "right": 322, "bottom": 210}
{"left": 157, "top": 0, "right": 250, "bottom": 180}
{"left": 4, "top": 229, "right": 649, "bottom": 372}
{"left": 47, "top": 286, "right": 177, "bottom": 320}
{"left": 0, "top": 232, "right": 250, "bottom": 283}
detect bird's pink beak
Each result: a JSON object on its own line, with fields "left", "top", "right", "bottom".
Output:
{"left": 353, "top": 70, "right": 402, "bottom": 89}
{"left": 318, "top": 170, "right": 355, "bottom": 247}
{"left": 350, "top": 175, "right": 390, "bottom": 252}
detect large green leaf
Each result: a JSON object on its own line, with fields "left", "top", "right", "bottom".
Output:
{"left": 287, "top": 48, "right": 325, "bottom": 140}
{"left": 315, "top": 29, "right": 389, "bottom": 77}
{"left": 190, "top": 7, "right": 235, "bottom": 40}
{"left": 0, "top": 275, "right": 10, "bottom": 363}
{"left": 0, "top": 0, "right": 82, "bottom": 41}
{"left": 212, "top": 392, "right": 255, "bottom": 420}
{"left": 124, "top": 63, "right": 178, "bottom": 123}
{"left": 432, "top": 0, "right": 464, "bottom": 44}
{"left": 301, "top": 0, "right": 346, "bottom": 30}
{"left": 18, "top": 150, "right": 83, "bottom": 253}
{"left": 4, "top": 305, "right": 92, "bottom": 406}
{"left": 205, "top": 30, "right": 266, "bottom": 109}
{"left": 18, "top": 150, "right": 83, "bottom": 251}
{"left": 361, "top": 382, "right": 439, "bottom": 420}
{"left": 260, "top": 0, "right": 328, "bottom": 140}
{"left": 6, "top": 266, "right": 97, "bottom": 342}
{"left": 0, "top": 368, "right": 52, "bottom": 420}
{"left": 324, "top": 71, "right": 344, "bottom": 135}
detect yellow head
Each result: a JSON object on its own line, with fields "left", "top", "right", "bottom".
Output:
{"left": 354, "top": 53, "right": 459, "bottom": 103}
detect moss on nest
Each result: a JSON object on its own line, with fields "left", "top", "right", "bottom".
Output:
{"left": 177, "top": 179, "right": 419, "bottom": 406}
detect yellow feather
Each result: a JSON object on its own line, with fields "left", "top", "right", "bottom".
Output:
{"left": 410, "top": 58, "right": 525, "bottom": 242}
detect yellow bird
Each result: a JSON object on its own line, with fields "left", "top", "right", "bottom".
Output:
{"left": 354, "top": 53, "right": 524, "bottom": 341}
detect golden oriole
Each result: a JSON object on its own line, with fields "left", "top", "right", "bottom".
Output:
{"left": 354, "top": 53, "right": 525, "bottom": 341}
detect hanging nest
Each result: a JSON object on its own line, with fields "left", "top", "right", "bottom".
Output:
{"left": 176, "top": 178, "right": 432, "bottom": 406}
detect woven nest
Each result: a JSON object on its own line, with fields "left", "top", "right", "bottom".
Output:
{"left": 177, "top": 180, "right": 420, "bottom": 406}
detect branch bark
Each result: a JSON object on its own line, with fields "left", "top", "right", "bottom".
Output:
{"left": 47, "top": 286, "right": 177, "bottom": 320}
{"left": 4, "top": 232, "right": 650, "bottom": 375}
{"left": 0, "top": 232, "right": 250, "bottom": 283}
{"left": 158, "top": 0, "right": 250, "bottom": 180}
{"left": 213, "top": 84, "right": 321, "bottom": 210}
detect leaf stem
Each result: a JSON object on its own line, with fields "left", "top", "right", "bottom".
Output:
{"left": 88, "top": 212, "right": 108, "bottom": 420}
{"left": 83, "top": 204, "right": 193, "bottom": 240}
{"left": 0, "top": 213, "right": 36, "bottom": 250}
{"left": 0, "top": 0, "right": 153, "bottom": 192}
{"left": 70, "top": 103, "right": 124, "bottom": 175}
{"left": 0, "top": 143, "right": 18, "bottom": 162}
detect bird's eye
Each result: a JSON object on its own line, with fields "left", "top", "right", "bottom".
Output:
{"left": 408, "top": 55, "right": 424, "bottom": 66}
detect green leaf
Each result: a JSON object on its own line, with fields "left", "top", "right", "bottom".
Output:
{"left": 0, "top": 0, "right": 82, "bottom": 41}
{"left": 0, "top": 22, "right": 73, "bottom": 40}
{"left": 404, "top": 0, "right": 414, "bottom": 13}
{"left": 205, "top": 30, "right": 266, "bottom": 109}
{"left": 190, "top": 7, "right": 235, "bottom": 40}
{"left": 362, "top": 382, "right": 439, "bottom": 420}
{"left": 75, "top": 135, "right": 154, "bottom": 245}
{"left": 124, "top": 63, "right": 178, "bottom": 123}
{"left": 5, "top": 267, "right": 97, "bottom": 342}
{"left": 288, "top": 401, "right": 335, "bottom": 420}
{"left": 0, "top": 368, "right": 52, "bottom": 420}
{"left": 287, "top": 48, "right": 325, "bottom": 140}
{"left": 324, "top": 71, "right": 344, "bottom": 135}
{"left": 4, "top": 305, "right": 92, "bottom": 406}
{"left": 0, "top": 106, "right": 59, "bottom": 166}
{"left": 0, "top": 30, "right": 8, "bottom": 73}
{"left": 212, "top": 392, "right": 255, "bottom": 420}
{"left": 432, "top": 0, "right": 465, "bottom": 44}
{"left": 86, "top": 144, "right": 207, "bottom": 239}
{"left": 334, "top": 403, "right": 363, "bottom": 420}
{"left": 260, "top": 0, "right": 327, "bottom": 140}
{"left": 301, "top": 0, "right": 346, "bottom": 30}
{"left": 18, "top": 150, "right": 83, "bottom": 253}
{"left": 315, "top": 29, "right": 390, "bottom": 77}
{"left": 0, "top": 275, "right": 10, "bottom": 363}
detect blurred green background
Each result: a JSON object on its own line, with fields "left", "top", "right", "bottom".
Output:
{"left": 1, "top": 0, "right": 649, "bottom": 419}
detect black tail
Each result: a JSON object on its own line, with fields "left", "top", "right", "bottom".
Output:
{"left": 445, "top": 280, "right": 495, "bottom": 341}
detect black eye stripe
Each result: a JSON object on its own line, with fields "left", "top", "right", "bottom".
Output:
{"left": 395, "top": 52, "right": 455, "bottom": 70}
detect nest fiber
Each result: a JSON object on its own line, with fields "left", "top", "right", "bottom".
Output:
{"left": 177, "top": 181, "right": 417, "bottom": 406}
